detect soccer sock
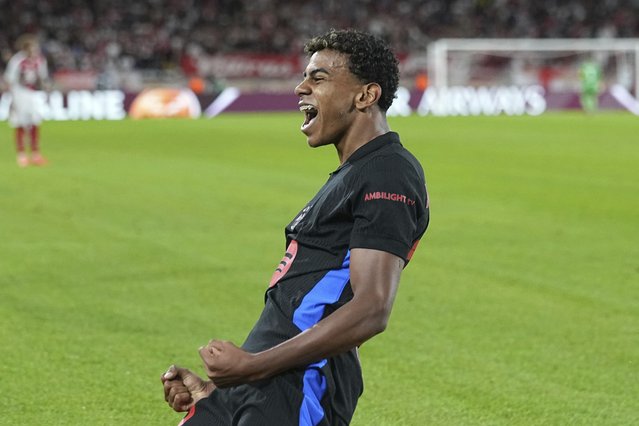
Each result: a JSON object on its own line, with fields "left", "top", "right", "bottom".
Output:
{"left": 30, "top": 126, "right": 40, "bottom": 153}
{"left": 15, "top": 127, "right": 26, "bottom": 153}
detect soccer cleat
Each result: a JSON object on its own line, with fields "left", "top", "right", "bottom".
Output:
{"left": 30, "top": 154, "right": 48, "bottom": 166}
{"left": 17, "top": 154, "right": 29, "bottom": 168}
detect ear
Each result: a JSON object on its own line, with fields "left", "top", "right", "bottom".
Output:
{"left": 355, "top": 83, "right": 382, "bottom": 111}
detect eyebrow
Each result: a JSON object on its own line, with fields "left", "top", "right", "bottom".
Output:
{"left": 303, "top": 67, "right": 330, "bottom": 78}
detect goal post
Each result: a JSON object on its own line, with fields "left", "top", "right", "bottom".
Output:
{"left": 427, "top": 38, "right": 639, "bottom": 97}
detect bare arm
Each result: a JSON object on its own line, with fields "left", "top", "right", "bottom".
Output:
{"left": 199, "top": 248, "right": 405, "bottom": 387}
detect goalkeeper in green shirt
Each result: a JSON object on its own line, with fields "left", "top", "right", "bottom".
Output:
{"left": 579, "top": 60, "right": 602, "bottom": 113}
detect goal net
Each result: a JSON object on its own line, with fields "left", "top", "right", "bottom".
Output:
{"left": 427, "top": 38, "right": 639, "bottom": 96}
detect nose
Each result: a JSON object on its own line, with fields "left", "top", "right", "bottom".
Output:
{"left": 294, "top": 79, "right": 310, "bottom": 97}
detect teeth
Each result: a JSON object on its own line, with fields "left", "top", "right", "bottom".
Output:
{"left": 300, "top": 105, "right": 316, "bottom": 112}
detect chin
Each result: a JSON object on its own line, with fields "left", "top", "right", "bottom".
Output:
{"left": 306, "top": 136, "right": 331, "bottom": 148}
{"left": 302, "top": 131, "right": 318, "bottom": 147}
{"left": 302, "top": 126, "right": 339, "bottom": 148}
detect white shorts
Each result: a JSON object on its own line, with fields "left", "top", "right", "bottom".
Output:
{"left": 9, "top": 88, "right": 43, "bottom": 128}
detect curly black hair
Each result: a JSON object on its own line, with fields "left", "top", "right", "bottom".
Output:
{"left": 304, "top": 29, "right": 399, "bottom": 111}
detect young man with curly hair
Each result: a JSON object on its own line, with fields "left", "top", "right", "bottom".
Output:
{"left": 161, "top": 29, "right": 429, "bottom": 426}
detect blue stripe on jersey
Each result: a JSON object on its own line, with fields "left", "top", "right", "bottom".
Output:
{"left": 294, "top": 251, "right": 351, "bottom": 426}
{"left": 292, "top": 250, "right": 351, "bottom": 331}
{"left": 299, "top": 359, "right": 328, "bottom": 426}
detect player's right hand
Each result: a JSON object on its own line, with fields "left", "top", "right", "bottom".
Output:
{"left": 161, "top": 365, "right": 215, "bottom": 412}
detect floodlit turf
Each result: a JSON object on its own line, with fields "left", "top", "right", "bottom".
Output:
{"left": 0, "top": 112, "right": 637, "bottom": 425}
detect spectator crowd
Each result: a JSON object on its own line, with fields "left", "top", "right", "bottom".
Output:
{"left": 1, "top": 0, "right": 638, "bottom": 78}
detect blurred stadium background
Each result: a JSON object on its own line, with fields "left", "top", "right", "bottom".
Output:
{"left": 2, "top": 0, "right": 639, "bottom": 117}
{"left": 1, "top": 2, "right": 638, "bottom": 426}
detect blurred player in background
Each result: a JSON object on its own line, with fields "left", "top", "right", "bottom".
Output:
{"left": 579, "top": 59, "right": 602, "bottom": 113}
{"left": 4, "top": 34, "right": 49, "bottom": 167}
{"left": 161, "top": 29, "right": 429, "bottom": 425}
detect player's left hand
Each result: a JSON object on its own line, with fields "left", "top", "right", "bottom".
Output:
{"left": 198, "top": 340, "right": 258, "bottom": 388}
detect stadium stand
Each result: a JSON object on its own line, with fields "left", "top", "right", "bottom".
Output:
{"left": 2, "top": 0, "right": 638, "bottom": 72}
{"left": 1, "top": 0, "right": 638, "bottom": 96}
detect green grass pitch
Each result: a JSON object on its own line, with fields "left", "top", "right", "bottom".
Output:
{"left": 0, "top": 112, "right": 638, "bottom": 425}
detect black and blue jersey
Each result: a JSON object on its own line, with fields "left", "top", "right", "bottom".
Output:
{"left": 183, "top": 131, "right": 429, "bottom": 426}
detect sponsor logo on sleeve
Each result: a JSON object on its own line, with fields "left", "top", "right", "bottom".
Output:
{"left": 364, "top": 191, "right": 416, "bottom": 206}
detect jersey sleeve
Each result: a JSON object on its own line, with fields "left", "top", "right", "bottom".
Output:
{"left": 349, "top": 154, "right": 428, "bottom": 261}
{"left": 4, "top": 55, "right": 20, "bottom": 85}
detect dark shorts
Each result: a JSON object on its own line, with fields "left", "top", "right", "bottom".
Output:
{"left": 179, "top": 358, "right": 361, "bottom": 426}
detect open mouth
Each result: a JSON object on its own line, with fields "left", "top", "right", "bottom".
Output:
{"left": 300, "top": 104, "right": 318, "bottom": 129}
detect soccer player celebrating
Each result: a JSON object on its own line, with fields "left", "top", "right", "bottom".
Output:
{"left": 4, "top": 34, "right": 49, "bottom": 167}
{"left": 162, "top": 29, "right": 430, "bottom": 425}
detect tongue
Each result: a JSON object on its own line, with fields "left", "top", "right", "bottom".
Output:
{"left": 304, "top": 111, "right": 317, "bottom": 127}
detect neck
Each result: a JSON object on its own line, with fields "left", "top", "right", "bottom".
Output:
{"left": 335, "top": 113, "right": 390, "bottom": 164}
